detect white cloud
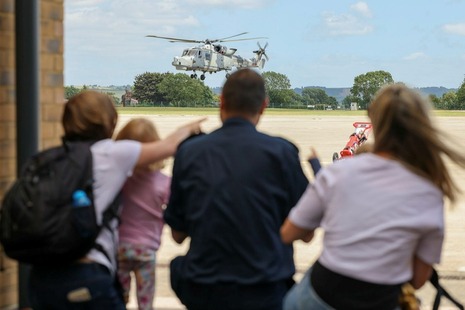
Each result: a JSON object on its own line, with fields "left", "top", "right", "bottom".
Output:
{"left": 442, "top": 23, "right": 465, "bottom": 35}
{"left": 185, "top": 0, "right": 275, "bottom": 10}
{"left": 320, "top": 2, "right": 373, "bottom": 36}
{"left": 323, "top": 12, "right": 373, "bottom": 36}
{"left": 403, "top": 52, "right": 428, "bottom": 60}
{"left": 350, "top": 2, "right": 372, "bottom": 18}
{"left": 65, "top": 1, "right": 202, "bottom": 49}
{"left": 66, "top": 0, "right": 105, "bottom": 8}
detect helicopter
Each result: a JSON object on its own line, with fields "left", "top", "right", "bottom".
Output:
{"left": 146, "top": 32, "right": 269, "bottom": 80}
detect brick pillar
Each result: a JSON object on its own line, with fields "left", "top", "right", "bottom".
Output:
{"left": 0, "top": 0, "right": 18, "bottom": 306}
{"left": 41, "top": 0, "right": 65, "bottom": 149}
{"left": 0, "top": 0, "right": 64, "bottom": 308}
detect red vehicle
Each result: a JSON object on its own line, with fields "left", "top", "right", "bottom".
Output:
{"left": 332, "top": 122, "right": 372, "bottom": 161}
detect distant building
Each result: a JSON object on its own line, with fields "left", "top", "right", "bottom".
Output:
{"left": 121, "top": 89, "right": 138, "bottom": 107}
{"left": 351, "top": 102, "right": 358, "bottom": 111}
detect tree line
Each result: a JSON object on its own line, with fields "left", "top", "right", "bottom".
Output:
{"left": 65, "top": 71, "right": 465, "bottom": 110}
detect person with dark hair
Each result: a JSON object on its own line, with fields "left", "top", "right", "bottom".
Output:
{"left": 164, "top": 68, "right": 309, "bottom": 310}
{"left": 280, "top": 84, "right": 465, "bottom": 309}
{"left": 28, "top": 91, "right": 204, "bottom": 310}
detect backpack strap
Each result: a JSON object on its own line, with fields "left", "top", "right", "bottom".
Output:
{"left": 65, "top": 139, "right": 121, "bottom": 263}
{"left": 431, "top": 268, "right": 464, "bottom": 310}
{"left": 102, "top": 191, "right": 122, "bottom": 229}
{"left": 94, "top": 192, "right": 125, "bottom": 303}
{"left": 94, "top": 191, "right": 122, "bottom": 261}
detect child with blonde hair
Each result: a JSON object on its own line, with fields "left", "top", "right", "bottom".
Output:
{"left": 116, "top": 118, "right": 171, "bottom": 310}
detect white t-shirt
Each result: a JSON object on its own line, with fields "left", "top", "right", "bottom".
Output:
{"left": 86, "top": 139, "right": 141, "bottom": 274}
{"left": 289, "top": 153, "right": 444, "bottom": 284}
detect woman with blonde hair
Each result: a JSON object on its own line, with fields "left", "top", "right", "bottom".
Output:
{"left": 115, "top": 118, "right": 171, "bottom": 310}
{"left": 281, "top": 84, "right": 465, "bottom": 309}
{"left": 28, "top": 91, "right": 204, "bottom": 310}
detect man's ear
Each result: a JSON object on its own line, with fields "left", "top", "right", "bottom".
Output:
{"left": 220, "top": 94, "right": 225, "bottom": 110}
{"left": 259, "top": 98, "right": 269, "bottom": 114}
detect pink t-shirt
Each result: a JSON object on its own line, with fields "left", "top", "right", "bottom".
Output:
{"left": 119, "top": 170, "right": 171, "bottom": 250}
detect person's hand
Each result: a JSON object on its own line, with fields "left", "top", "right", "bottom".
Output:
{"left": 309, "top": 147, "right": 318, "bottom": 160}
{"left": 178, "top": 117, "right": 207, "bottom": 137}
{"left": 137, "top": 117, "right": 207, "bottom": 168}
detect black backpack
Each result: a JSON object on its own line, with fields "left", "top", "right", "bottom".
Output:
{"left": 0, "top": 141, "right": 119, "bottom": 266}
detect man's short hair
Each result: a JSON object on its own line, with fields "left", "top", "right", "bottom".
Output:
{"left": 222, "top": 69, "right": 266, "bottom": 115}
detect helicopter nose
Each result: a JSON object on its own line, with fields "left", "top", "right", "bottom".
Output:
{"left": 173, "top": 56, "right": 183, "bottom": 66}
{"left": 172, "top": 56, "right": 193, "bottom": 70}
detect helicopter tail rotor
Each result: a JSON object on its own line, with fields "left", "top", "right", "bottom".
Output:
{"left": 253, "top": 42, "right": 269, "bottom": 61}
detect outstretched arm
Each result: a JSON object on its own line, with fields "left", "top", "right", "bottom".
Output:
{"left": 136, "top": 118, "right": 206, "bottom": 168}
{"left": 308, "top": 147, "right": 322, "bottom": 176}
{"left": 280, "top": 218, "right": 315, "bottom": 244}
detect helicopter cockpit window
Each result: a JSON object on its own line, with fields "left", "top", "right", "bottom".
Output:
{"left": 182, "top": 49, "right": 188, "bottom": 56}
{"left": 188, "top": 50, "right": 196, "bottom": 56}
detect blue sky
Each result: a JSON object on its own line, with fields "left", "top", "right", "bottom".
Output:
{"left": 65, "top": 0, "right": 465, "bottom": 89}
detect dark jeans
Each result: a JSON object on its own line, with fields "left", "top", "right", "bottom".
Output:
{"left": 170, "top": 256, "right": 292, "bottom": 310}
{"left": 29, "top": 262, "right": 126, "bottom": 310}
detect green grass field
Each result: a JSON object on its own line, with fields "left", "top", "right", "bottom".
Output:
{"left": 117, "top": 107, "right": 465, "bottom": 117}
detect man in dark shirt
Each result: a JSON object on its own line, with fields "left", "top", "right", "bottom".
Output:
{"left": 164, "top": 68, "right": 309, "bottom": 310}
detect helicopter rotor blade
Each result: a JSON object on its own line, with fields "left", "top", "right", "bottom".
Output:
{"left": 214, "top": 32, "right": 249, "bottom": 42}
{"left": 146, "top": 35, "right": 203, "bottom": 44}
{"left": 254, "top": 41, "right": 269, "bottom": 61}
{"left": 147, "top": 33, "right": 267, "bottom": 45}
{"left": 219, "top": 37, "right": 268, "bottom": 43}
{"left": 198, "top": 32, "right": 251, "bottom": 44}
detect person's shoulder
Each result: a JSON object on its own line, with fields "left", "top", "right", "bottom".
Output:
{"left": 178, "top": 132, "right": 208, "bottom": 149}
{"left": 91, "top": 139, "right": 141, "bottom": 167}
{"left": 259, "top": 133, "right": 300, "bottom": 152}
{"left": 92, "top": 138, "right": 140, "bottom": 151}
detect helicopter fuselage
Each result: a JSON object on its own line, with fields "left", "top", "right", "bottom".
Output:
{"left": 171, "top": 44, "right": 264, "bottom": 76}
{"left": 147, "top": 33, "right": 268, "bottom": 80}
{"left": 147, "top": 32, "right": 268, "bottom": 80}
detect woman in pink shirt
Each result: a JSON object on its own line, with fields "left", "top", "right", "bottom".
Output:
{"left": 116, "top": 118, "right": 171, "bottom": 310}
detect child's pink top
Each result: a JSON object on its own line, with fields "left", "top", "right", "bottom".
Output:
{"left": 119, "top": 170, "right": 171, "bottom": 250}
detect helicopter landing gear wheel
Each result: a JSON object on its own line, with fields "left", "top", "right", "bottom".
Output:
{"left": 200, "top": 74, "right": 206, "bottom": 81}
{"left": 190, "top": 74, "right": 195, "bottom": 79}
{"left": 225, "top": 73, "right": 231, "bottom": 79}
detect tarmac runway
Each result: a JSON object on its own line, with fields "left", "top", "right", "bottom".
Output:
{"left": 119, "top": 112, "right": 465, "bottom": 310}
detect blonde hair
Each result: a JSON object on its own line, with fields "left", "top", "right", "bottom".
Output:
{"left": 116, "top": 118, "right": 164, "bottom": 170}
{"left": 369, "top": 83, "right": 465, "bottom": 202}
{"left": 63, "top": 91, "right": 117, "bottom": 141}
